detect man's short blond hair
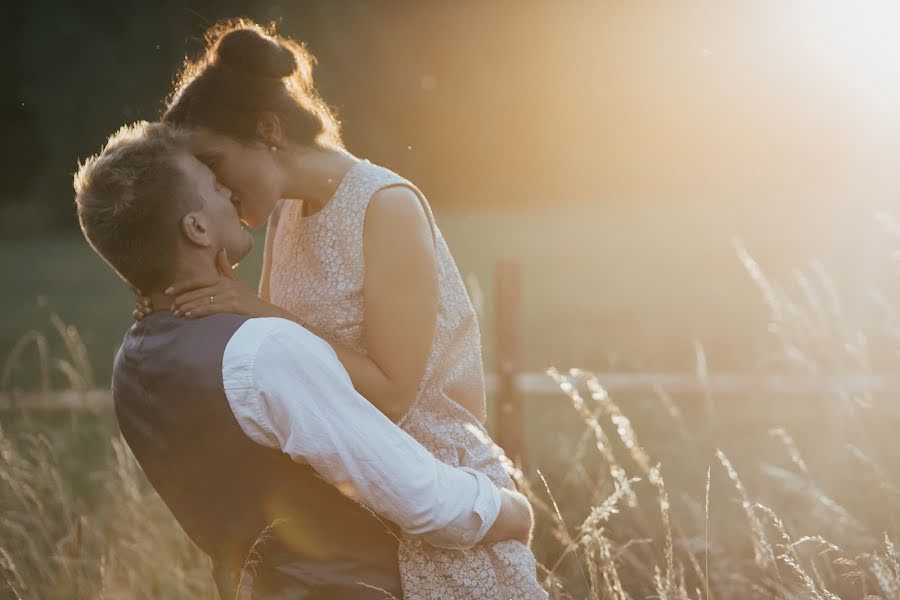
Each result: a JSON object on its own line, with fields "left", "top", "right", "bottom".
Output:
{"left": 74, "top": 121, "right": 202, "bottom": 292}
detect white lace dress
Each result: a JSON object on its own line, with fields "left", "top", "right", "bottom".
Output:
{"left": 268, "top": 157, "right": 547, "bottom": 599}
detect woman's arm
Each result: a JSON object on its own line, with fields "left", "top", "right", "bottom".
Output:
{"left": 336, "top": 186, "right": 438, "bottom": 420}
{"left": 299, "top": 186, "right": 437, "bottom": 421}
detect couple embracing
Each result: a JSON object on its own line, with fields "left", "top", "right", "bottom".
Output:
{"left": 75, "top": 19, "right": 547, "bottom": 600}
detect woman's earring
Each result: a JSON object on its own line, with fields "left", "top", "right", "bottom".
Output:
{"left": 270, "top": 146, "right": 277, "bottom": 153}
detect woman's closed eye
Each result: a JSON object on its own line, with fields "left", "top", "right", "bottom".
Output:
{"left": 197, "top": 153, "right": 221, "bottom": 170}
{"left": 216, "top": 181, "right": 234, "bottom": 202}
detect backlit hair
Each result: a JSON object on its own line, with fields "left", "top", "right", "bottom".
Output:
{"left": 74, "top": 121, "right": 201, "bottom": 292}
{"left": 164, "top": 18, "right": 342, "bottom": 148}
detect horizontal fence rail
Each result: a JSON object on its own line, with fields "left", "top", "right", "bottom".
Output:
{"left": 486, "top": 372, "right": 900, "bottom": 396}
{"left": 0, "top": 389, "right": 112, "bottom": 411}
{"left": 2, "top": 373, "right": 898, "bottom": 412}
{"left": 5, "top": 261, "right": 899, "bottom": 463}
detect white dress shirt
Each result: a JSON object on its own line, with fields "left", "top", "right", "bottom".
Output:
{"left": 221, "top": 317, "right": 502, "bottom": 550}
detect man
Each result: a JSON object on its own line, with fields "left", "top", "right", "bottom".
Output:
{"left": 74, "top": 121, "right": 532, "bottom": 599}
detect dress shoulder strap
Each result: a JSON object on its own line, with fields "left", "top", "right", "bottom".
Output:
{"left": 345, "top": 162, "right": 438, "bottom": 246}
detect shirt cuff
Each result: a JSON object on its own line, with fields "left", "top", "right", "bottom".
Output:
{"left": 421, "top": 467, "right": 502, "bottom": 549}
{"left": 464, "top": 467, "right": 503, "bottom": 545}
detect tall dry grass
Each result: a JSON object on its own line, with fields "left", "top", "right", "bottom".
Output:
{"left": 521, "top": 217, "right": 900, "bottom": 599}
{"left": 0, "top": 425, "right": 218, "bottom": 599}
{"left": 2, "top": 221, "right": 900, "bottom": 598}
{"left": 2, "top": 312, "right": 94, "bottom": 400}
{"left": 529, "top": 361, "right": 898, "bottom": 599}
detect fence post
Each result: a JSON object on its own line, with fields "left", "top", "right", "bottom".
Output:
{"left": 494, "top": 260, "right": 526, "bottom": 466}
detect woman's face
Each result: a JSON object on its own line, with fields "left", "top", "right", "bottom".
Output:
{"left": 189, "top": 127, "right": 282, "bottom": 229}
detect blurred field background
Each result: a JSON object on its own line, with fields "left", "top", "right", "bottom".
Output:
{"left": 3, "top": 1, "right": 900, "bottom": 598}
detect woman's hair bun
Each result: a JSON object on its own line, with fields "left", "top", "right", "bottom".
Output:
{"left": 215, "top": 27, "right": 296, "bottom": 78}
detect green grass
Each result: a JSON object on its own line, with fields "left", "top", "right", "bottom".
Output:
{"left": 0, "top": 231, "right": 266, "bottom": 391}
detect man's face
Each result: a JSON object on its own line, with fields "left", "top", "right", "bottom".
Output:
{"left": 177, "top": 152, "right": 254, "bottom": 264}
{"left": 190, "top": 127, "right": 281, "bottom": 229}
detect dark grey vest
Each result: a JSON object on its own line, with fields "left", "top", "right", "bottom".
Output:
{"left": 112, "top": 311, "right": 402, "bottom": 599}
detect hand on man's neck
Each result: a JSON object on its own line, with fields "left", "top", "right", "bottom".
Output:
{"left": 146, "top": 250, "right": 220, "bottom": 314}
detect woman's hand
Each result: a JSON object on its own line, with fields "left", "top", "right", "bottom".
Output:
{"left": 130, "top": 284, "right": 152, "bottom": 322}
{"left": 480, "top": 488, "right": 534, "bottom": 546}
{"left": 168, "top": 250, "right": 280, "bottom": 319}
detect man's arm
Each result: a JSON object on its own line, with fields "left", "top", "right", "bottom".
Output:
{"left": 222, "top": 317, "right": 530, "bottom": 549}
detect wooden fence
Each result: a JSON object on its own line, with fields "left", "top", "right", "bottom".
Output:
{"left": 2, "top": 261, "right": 898, "bottom": 465}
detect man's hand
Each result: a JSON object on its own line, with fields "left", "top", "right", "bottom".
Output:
{"left": 480, "top": 488, "right": 534, "bottom": 546}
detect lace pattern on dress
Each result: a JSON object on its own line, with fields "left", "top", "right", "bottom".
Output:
{"left": 269, "top": 159, "right": 547, "bottom": 599}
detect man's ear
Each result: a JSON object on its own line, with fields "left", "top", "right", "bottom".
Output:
{"left": 180, "top": 211, "right": 212, "bottom": 248}
{"left": 257, "top": 111, "right": 284, "bottom": 148}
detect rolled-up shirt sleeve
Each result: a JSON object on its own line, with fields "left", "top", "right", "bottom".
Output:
{"left": 222, "top": 317, "right": 502, "bottom": 549}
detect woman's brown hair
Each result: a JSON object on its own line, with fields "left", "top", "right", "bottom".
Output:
{"left": 163, "top": 19, "right": 342, "bottom": 148}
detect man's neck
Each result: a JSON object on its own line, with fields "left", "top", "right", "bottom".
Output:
{"left": 147, "top": 290, "right": 174, "bottom": 314}
{"left": 146, "top": 253, "right": 218, "bottom": 314}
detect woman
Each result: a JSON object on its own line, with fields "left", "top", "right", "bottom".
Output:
{"left": 141, "top": 19, "right": 546, "bottom": 599}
